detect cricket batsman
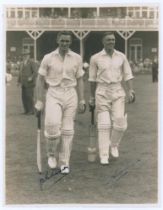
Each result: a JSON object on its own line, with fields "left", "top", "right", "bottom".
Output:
{"left": 35, "top": 31, "right": 86, "bottom": 174}
{"left": 89, "top": 31, "right": 135, "bottom": 165}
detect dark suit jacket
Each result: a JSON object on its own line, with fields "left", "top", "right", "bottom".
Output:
{"left": 152, "top": 62, "right": 158, "bottom": 74}
{"left": 18, "top": 59, "right": 38, "bottom": 88}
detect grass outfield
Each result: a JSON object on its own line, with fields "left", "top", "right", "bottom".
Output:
{"left": 5, "top": 74, "right": 158, "bottom": 204}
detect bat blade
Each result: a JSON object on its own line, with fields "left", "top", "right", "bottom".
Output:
{"left": 88, "top": 124, "right": 97, "bottom": 162}
{"left": 37, "top": 129, "right": 42, "bottom": 173}
{"left": 89, "top": 124, "right": 96, "bottom": 148}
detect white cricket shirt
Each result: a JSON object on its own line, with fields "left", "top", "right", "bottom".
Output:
{"left": 39, "top": 48, "right": 84, "bottom": 87}
{"left": 89, "top": 49, "right": 134, "bottom": 84}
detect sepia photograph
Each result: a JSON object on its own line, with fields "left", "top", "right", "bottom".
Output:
{"left": 1, "top": 0, "right": 161, "bottom": 208}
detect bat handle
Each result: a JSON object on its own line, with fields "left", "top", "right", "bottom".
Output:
{"left": 91, "top": 109, "right": 94, "bottom": 125}
{"left": 37, "top": 111, "right": 41, "bottom": 129}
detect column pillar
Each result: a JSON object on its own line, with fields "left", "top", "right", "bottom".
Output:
{"left": 15, "top": 8, "right": 18, "bottom": 18}
{"left": 97, "top": 7, "right": 100, "bottom": 17}
{"left": 68, "top": 7, "right": 71, "bottom": 18}
{"left": 80, "top": 39, "right": 84, "bottom": 61}
{"left": 26, "top": 30, "right": 44, "bottom": 61}
{"left": 72, "top": 30, "right": 90, "bottom": 61}
{"left": 34, "top": 39, "right": 37, "bottom": 61}
{"left": 125, "top": 39, "right": 128, "bottom": 57}
{"left": 22, "top": 7, "right": 25, "bottom": 18}
{"left": 116, "top": 30, "right": 135, "bottom": 58}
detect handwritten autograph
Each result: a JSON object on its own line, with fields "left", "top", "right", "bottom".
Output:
{"left": 38, "top": 159, "right": 141, "bottom": 191}
{"left": 106, "top": 159, "right": 141, "bottom": 186}
{"left": 39, "top": 167, "right": 67, "bottom": 191}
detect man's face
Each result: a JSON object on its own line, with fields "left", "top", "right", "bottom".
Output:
{"left": 102, "top": 34, "right": 115, "bottom": 51}
{"left": 57, "top": 34, "right": 72, "bottom": 52}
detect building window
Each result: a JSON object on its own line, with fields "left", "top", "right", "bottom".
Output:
{"left": 142, "top": 11, "right": 147, "bottom": 18}
{"left": 22, "top": 38, "right": 34, "bottom": 58}
{"left": 129, "top": 38, "right": 143, "bottom": 62}
{"left": 10, "top": 9, "right": 15, "bottom": 18}
{"left": 31, "top": 9, "right": 36, "bottom": 17}
{"left": 17, "top": 9, "right": 23, "bottom": 18}
{"left": 50, "top": 8, "right": 68, "bottom": 18}
{"left": 25, "top": 8, "right": 31, "bottom": 18}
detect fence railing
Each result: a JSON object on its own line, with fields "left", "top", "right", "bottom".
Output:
{"left": 6, "top": 18, "right": 159, "bottom": 30}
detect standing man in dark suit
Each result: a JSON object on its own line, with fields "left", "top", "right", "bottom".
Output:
{"left": 152, "top": 56, "right": 158, "bottom": 83}
{"left": 17, "top": 49, "right": 37, "bottom": 115}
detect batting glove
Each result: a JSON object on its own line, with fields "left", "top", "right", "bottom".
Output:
{"left": 27, "top": 76, "right": 33, "bottom": 82}
{"left": 89, "top": 97, "right": 95, "bottom": 111}
{"left": 35, "top": 100, "right": 44, "bottom": 111}
{"left": 128, "top": 90, "right": 136, "bottom": 103}
{"left": 78, "top": 100, "right": 86, "bottom": 113}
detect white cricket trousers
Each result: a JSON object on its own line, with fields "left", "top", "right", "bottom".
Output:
{"left": 96, "top": 83, "right": 128, "bottom": 160}
{"left": 44, "top": 86, "right": 78, "bottom": 166}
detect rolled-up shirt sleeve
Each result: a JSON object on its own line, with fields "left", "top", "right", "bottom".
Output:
{"left": 89, "top": 56, "right": 98, "bottom": 82}
{"left": 76, "top": 57, "right": 85, "bottom": 78}
{"left": 38, "top": 55, "right": 48, "bottom": 76}
{"left": 123, "top": 55, "right": 134, "bottom": 81}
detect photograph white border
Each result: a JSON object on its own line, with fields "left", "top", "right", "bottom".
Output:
{"left": 0, "top": 0, "right": 162, "bottom": 210}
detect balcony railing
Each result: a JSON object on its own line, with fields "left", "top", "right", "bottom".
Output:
{"left": 6, "top": 18, "right": 159, "bottom": 31}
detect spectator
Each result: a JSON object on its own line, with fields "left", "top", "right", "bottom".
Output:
{"left": 17, "top": 49, "right": 38, "bottom": 115}
{"left": 6, "top": 58, "right": 12, "bottom": 73}
{"left": 152, "top": 56, "right": 158, "bottom": 82}
{"left": 138, "top": 59, "right": 144, "bottom": 72}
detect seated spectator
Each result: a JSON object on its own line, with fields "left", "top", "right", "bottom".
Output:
{"left": 133, "top": 62, "right": 140, "bottom": 73}
{"left": 129, "top": 60, "right": 134, "bottom": 71}
{"left": 71, "top": 9, "right": 81, "bottom": 19}
{"left": 144, "top": 58, "right": 152, "bottom": 72}
{"left": 138, "top": 59, "right": 144, "bottom": 72}
{"left": 6, "top": 73, "right": 13, "bottom": 85}
{"left": 6, "top": 58, "right": 12, "bottom": 73}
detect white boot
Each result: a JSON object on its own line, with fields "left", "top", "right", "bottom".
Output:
{"left": 111, "top": 146, "right": 119, "bottom": 158}
{"left": 60, "top": 165, "right": 70, "bottom": 174}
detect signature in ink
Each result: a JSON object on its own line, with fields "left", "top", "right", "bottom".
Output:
{"left": 106, "top": 159, "right": 141, "bottom": 186}
{"left": 39, "top": 167, "right": 67, "bottom": 190}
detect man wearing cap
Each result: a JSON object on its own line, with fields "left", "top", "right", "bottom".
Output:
{"left": 17, "top": 49, "right": 37, "bottom": 115}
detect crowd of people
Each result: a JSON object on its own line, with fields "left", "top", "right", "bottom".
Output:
{"left": 129, "top": 58, "right": 154, "bottom": 74}
{"left": 39, "top": 7, "right": 153, "bottom": 19}
{"left": 7, "top": 54, "right": 157, "bottom": 77}
{"left": 9, "top": 7, "right": 156, "bottom": 20}
{"left": 6, "top": 56, "right": 22, "bottom": 75}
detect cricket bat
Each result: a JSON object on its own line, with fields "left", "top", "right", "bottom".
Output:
{"left": 37, "top": 111, "right": 42, "bottom": 173}
{"left": 88, "top": 108, "right": 97, "bottom": 162}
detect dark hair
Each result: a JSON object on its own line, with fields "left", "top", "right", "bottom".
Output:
{"left": 57, "top": 31, "right": 73, "bottom": 40}
{"left": 102, "top": 31, "right": 115, "bottom": 39}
